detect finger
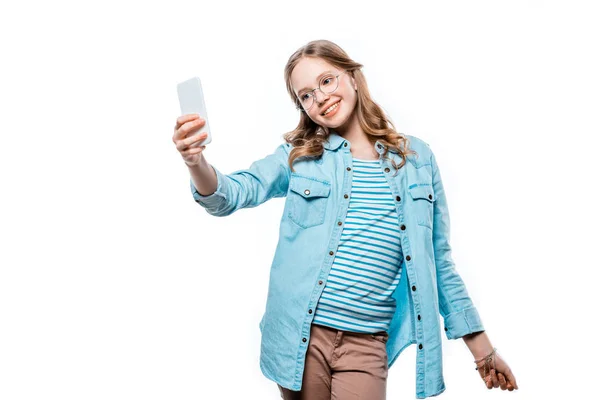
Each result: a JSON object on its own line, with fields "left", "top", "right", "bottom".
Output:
{"left": 175, "top": 130, "right": 207, "bottom": 152}
{"left": 485, "top": 374, "right": 493, "bottom": 389}
{"left": 490, "top": 369, "right": 500, "bottom": 388}
{"left": 181, "top": 144, "right": 205, "bottom": 156}
{"left": 505, "top": 369, "right": 518, "bottom": 390}
{"left": 178, "top": 132, "right": 208, "bottom": 150}
{"left": 177, "top": 118, "right": 205, "bottom": 141}
{"left": 175, "top": 113, "right": 200, "bottom": 129}
{"left": 497, "top": 372, "right": 507, "bottom": 390}
{"left": 181, "top": 142, "right": 206, "bottom": 157}
{"left": 174, "top": 117, "right": 205, "bottom": 141}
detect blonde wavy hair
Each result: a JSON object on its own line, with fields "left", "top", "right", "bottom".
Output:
{"left": 283, "top": 39, "right": 417, "bottom": 175}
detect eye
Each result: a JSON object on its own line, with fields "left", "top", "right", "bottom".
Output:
{"left": 321, "top": 75, "right": 335, "bottom": 86}
{"left": 300, "top": 93, "right": 311, "bottom": 101}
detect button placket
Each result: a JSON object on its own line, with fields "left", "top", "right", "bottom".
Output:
{"left": 390, "top": 172, "right": 426, "bottom": 382}
{"left": 306, "top": 148, "right": 352, "bottom": 361}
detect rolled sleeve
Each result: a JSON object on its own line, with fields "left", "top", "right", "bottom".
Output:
{"left": 190, "top": 164, "right": 228, "bottom": 211}
{"left": 443, "top": 306, "right": 485, "bottom": 340}
{"left": 189, "top": 143, "right": 291, "bottom": 217}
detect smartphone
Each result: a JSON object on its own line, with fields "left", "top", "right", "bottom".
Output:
{"left": 177, "top": 76, "right": 212, "bottom": 147}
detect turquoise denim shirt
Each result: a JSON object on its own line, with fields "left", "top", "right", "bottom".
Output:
{"left": 190, "top": 132, "right": 484, "bottom": 399}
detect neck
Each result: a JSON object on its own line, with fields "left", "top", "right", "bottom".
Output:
{"left": 335, "top": 107, "right": 371, "bottom": 149}
{"left": 334, "top": 108, "right": 377, "bottom": 158}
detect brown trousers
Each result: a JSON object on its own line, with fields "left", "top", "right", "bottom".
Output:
{"left": 277, "top": 323, "right": 389, "bottom": 400}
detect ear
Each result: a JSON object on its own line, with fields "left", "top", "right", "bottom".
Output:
{"left": 350, "top": 76, "right": 358, "bottom": 91}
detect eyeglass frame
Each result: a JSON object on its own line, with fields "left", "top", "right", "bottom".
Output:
{"left": 295, "top": 70, "right": 350, "bottom": 112}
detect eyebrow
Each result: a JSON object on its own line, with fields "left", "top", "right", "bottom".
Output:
{"left": 297, "top": 70, "right": 336, "bottom": 94}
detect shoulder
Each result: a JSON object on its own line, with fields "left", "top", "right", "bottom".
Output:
{"left": 270, "top": 142, "right": 293, "bottom": 157}
{"left": 404, "top": 134, "right": 434, "bottom": 166}
{"left": 278, "top": 142, "right": 293, "bottom": 154}
{"left": 405, "top": 134, "right": 432, "bottom": 154}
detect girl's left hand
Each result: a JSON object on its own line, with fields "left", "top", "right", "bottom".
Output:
{"left": 476, "top": 350, "right": 519, "bottom": 391}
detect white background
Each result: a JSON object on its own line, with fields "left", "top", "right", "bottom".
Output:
{"left": 1, "top": 0, "right": 598, "bottom": 399}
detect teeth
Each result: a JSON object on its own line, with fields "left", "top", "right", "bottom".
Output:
{"left": 323, "top": 101, "right": 340, "bottom": 115}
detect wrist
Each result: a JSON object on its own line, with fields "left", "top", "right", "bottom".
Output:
{"left": 462, "top": 330, "right": 494, "bottom": 360}
{"left": 185, "top": 154, "right": 207, "bottom": 168}
{"left": 474, "top": 347, "right": 496, "bottom": 363}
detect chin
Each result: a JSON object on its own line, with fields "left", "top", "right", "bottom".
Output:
{"left": 322, "top": 113, "right": 351, "bottom": 130}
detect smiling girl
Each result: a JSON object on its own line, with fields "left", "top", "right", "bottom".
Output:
{"left": 173, "top": 39, "right": 518, "bottom": 399}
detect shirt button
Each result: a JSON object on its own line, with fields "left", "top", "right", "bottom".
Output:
{"left": 419, "top": 344, "right": 423, "bottom": 349}
{"left": 412, "top": 285, "right": 416, "bottom": 291}
{"left": 428, "top": 194, "right": 432, "bottom": 200}
{"left": 406, "top": 255, "right": 411, "bottom": 261}
{"left": 302, "top": 338, "right": 307, "bottom": 342}
{"left": 319, "top": 280, "right": 323, "bottom": 285}
{"left": 344, "top": 142, "right": 348, "bottom": 147}
{"left": 418, "top": 314, "right": 421, "bottom": 320}
{"left": 377, "top": 144, "right": 382, "bottom": 149}
{"left": 444, "top": 327, "right": 448, "bottom": 331}
{"left": 395, "top": 196, "right": 401, "bottom": 201}
{"left": 400, "top": 224, "right": 406, "bottom": 230}
{"left": 304, "top": 189, "right": 310, "bottom": 196}
{"left": 308, "top": 309, "right": 313, "bottom": 314}
{"left": 344, "top": 194, "right": 349, "bottom": 199}
{"left": 347, "top": 167, "right": 351, "bottom": 171}
{"left": 384, "top": 167, "right": 390, "bottom": 173}
{"left": 329, "top": 251, "right": 334, "bottom": 255}
{"left": 338, "top": 221, "right": 342, "bottom": 226}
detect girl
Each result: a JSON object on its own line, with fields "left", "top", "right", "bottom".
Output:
{"left": 172, "top": 40, "right": 518, "bottom": 399}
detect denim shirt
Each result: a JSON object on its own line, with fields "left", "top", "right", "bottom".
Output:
{"left": 190, "top": 132, "right": 484, "bottom": 399}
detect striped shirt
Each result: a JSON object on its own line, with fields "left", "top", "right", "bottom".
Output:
{"left": 312, "top": 158, "right": 404, "bottom": 334}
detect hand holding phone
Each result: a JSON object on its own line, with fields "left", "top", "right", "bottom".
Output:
{"left": 176, "top": 77, "right": 212, "bottom": 147}
{"left": 173, "top": 114, "right": 208, "bottom": 167}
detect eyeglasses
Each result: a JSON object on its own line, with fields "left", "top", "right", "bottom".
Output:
{"left": 295, "top": 70, "right": 348, "bottom": 112}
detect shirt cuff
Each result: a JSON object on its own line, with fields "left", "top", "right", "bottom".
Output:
{"left": 190, "top": 164, "right": 228, "bottom": 210}
{"left": 443, "top": 306, "right": 485, "bottom": 340}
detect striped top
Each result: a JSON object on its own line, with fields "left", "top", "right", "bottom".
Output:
{"left": 312, "top": 158, "right": 404, "bottom": 334}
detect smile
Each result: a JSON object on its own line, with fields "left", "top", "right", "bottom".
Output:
{"left": 322, "top": 101, "right": 340, "bottom": 116}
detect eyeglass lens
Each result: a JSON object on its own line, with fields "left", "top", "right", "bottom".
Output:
{"left": 299, "top": 74, "right": 339, "bottom": 110}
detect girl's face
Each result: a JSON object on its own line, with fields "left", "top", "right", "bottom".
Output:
{"left": 290, "top": 57, "right": 358, "bottom": 130}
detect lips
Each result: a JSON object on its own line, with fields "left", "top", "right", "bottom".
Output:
{"left": 321, "top": 100, "right": 340, "bottom": 116}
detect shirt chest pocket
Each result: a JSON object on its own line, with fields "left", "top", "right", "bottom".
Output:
{"left": 287, "top": 173, "right": 331, "bottom": 229}
{"left": 408, "top": 184, "right": 436, "bottom": 229}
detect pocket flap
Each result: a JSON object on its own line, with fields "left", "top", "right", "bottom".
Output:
{"left": 408, "top": 184, "right": 435, "bottom": 202}
{"left": 289, "top": 174, "right": 331, "bottom": 198}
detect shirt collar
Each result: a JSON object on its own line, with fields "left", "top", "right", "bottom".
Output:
{"left": 323, "top": 131, "right": 397, "bottom": 154}
{"left": 322, "top": 131, "right": 346, "bottom": 150}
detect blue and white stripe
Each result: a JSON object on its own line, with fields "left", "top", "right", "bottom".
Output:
{"left": 312, "top": 158, "right": 404, "bottom": 334}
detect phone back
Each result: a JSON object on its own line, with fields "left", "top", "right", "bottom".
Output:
{"left": 177, "top": 77, "right": 212, "bottom": 146}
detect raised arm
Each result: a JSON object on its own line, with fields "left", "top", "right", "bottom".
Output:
{"left": 190, "top": 143, "right": 292, "bottom": 217}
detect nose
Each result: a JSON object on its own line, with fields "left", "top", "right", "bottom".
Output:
{"left": 314, "top": 89, "right": 330, "bottom": 105}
